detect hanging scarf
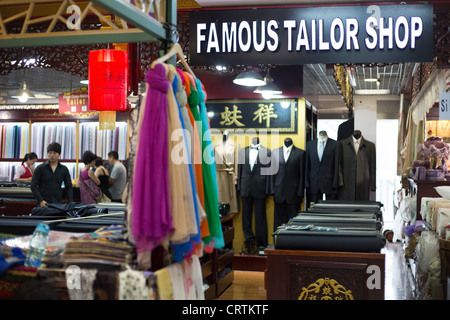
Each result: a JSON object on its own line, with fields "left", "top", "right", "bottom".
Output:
{"left": 131, "top": 63, "right": 173, "bottom": 253}
{"left": 196, "top": 77, "right": 224, "bottom": 249}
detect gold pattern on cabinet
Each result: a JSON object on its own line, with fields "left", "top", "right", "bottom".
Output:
{"left": 298, "top": 278, "right": 354, "bottom": 300}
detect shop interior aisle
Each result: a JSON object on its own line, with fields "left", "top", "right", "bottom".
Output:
{"left": 218, "top": 242, "right": 415, "bottom": 300}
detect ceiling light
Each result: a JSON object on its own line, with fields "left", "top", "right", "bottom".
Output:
{"left": 253, "top": 70, "right": 282, "bottom": 99}
{"left": 364, "top": 78, "right": 379, "bottom": 82}
{"left": 11, "top": 84, "right": 35, "bottom": 103}
{"left": 233, "top": 71, "right": 266, "bottom": 87}
{"left": 80, "top": 79, "right": 89, "bottom": 85}
{"left": 354, "top": 89, "right": 390, "bottom": 95}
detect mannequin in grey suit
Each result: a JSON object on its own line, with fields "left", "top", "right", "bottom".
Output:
{"left": 338, "top": 130, "right": 376, "bottom": 201}
{"left": 237, "top": 137, "right": 273, "bottom": 254}
{"left": 272, "top": 138, "right": 305, "bottom": 231}
{"left": 305, "top": 131, "right": 340, "bottom": 204}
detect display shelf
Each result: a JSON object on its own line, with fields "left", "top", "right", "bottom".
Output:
{"left": 201, "top": 213, "right": 235, "bottom": 299}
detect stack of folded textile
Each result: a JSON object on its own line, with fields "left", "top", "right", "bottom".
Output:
{"left": 62, "top": 238, "right": 133, "bottom": 269}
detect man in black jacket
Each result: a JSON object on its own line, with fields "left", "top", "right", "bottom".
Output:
{"left": 272, "top": 138, "right": 305, "bottom": 231}
{"left": 305, "top": 131, "right": 340, "bottom": 204}
{"left": 31, "top": 142, "right": 73, "bottom": 207}
{"left": 237, "top": 138, "right": 273, "bottom": 255}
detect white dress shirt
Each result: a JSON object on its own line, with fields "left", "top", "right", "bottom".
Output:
{"left": 249, "top": 144, "right": 260, "bottom": 170}
{"left": 317, "top": 137, "right": 327, "bottom": 162}
{"left": 352, "top": 136, "right": 362, "bottom": 153}
{"left": 283, "top": 144, "right": 293, "bottom": 162}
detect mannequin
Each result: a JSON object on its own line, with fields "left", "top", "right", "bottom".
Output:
{"left": 284, "top": 137, "right": 293, "bottom": 147}
{"left": 252, "top": 136, "right": 260, "bottom": 146}
{"left": 214, "top": 130, "right": 240, "bottom": 214}
{"left": 237, "top": 138, "right": 272, "bottom": 255}
{"left": 223, "top": 130, "right": 229, "bottom": 145}
{"left": 305, "top": 131, "right": 340, "bottom": 205}
{"left": 273, "top": 137, "right": 305, "bottom": 232}
{"left": 353, "top": 130, "right": 362, "bottom": 139}
{"left": 338, "top": 130, "right": 376, "bottom": 201}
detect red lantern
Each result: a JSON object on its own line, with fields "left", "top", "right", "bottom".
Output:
{"left": 88, "top": 49, "right": 128, "bottom": 130}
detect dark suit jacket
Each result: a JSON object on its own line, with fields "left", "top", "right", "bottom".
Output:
{"left": 305, "top": 138, "right": 340, "bottom": 195}
{"left": 237, "top": 146, "right": 273, "bottom": 199}
{"left": 338, "top": 136, "right": 376, "bottom": 201}
{"left": 272, "top": 145, "right": 306, "bottom": 204}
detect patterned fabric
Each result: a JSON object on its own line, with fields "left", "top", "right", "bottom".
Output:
{"left": 119, "top": 269, "right": 148, "bottom": 300}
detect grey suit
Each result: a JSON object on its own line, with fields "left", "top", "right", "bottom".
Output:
{"left": 338, "top": 136, "right": 376, "bottom": 201}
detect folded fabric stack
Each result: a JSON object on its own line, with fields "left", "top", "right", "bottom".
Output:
{"left": 62, "top": 238, "right": 133, "bottom": 269}
{"left": 64, "top": 255, "right": 204, "bottom": 300}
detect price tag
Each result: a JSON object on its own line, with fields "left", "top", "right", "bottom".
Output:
{"left": 440, "top": 92, "right": 450, "bottom": 120}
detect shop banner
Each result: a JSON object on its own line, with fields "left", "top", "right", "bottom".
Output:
{"left": 207, "top": 99, "right": 297, "bottom": 133}
{"left": 440, "top": 92, "right": 450, "bottom": 120}
{"left": 189, "top": 4, "right": 433, "bottom": 66}
{"left": 58, "top": 88, "right": 96, "bottom": 116}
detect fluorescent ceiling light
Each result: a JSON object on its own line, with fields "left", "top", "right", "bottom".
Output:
{"left": 233, "top": 71, "right": 266, "bottom": 87}
{"left": 364, "top": 78, "right": 379, "bottom": 82}
{"left": 80, "top": 79, "right": 89, "bottom": 85}
{"left": 355, "top": 89, "right": 390, "bottom": 95}
{"left": 253, "top": 71, "right": 282, "bottom": 99}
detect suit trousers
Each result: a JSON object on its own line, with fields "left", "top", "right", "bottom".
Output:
{"left": 274, "top": 200, "right": 301, "bottom": 232}
{"left": 241, "top": 197, "right": 267, "bottom": 247}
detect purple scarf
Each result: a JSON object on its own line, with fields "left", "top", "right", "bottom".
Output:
{"left": 132, "top": 64, "right": 173, "bottom": 252}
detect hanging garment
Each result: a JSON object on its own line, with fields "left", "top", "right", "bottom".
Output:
{"left": 182, "top": 71, "right": 210, "bottom": 243}
{"left": 166, "top": 66, "right": 200, "bottom": 262}
{"left": 195, "top": 77, "right": 224, "bottom": 249}
{"left": 213, "top": 137, "right": 240, "bottom": 214}
{"left": 155, "top": 267, "right": 174, "bottom": 300}
{"left": 131, "top": 63, "right": 173, "bottom": 256}
{"left": 338, "top": 135, "right": 376, "bottom": 201}
{"left": 166, "top": 263, "right": 187, "bottom": 300}
{"left": 175, "top": 69, "right": 207, "bottom": 231}
{"left": 118, "top": 269, "right": 149, "bottom": 300}
{"left": 305, "top": 137, "right": 340, "bottom": 202}
{"left": 272, "top": 144, "right": 306, "bottom": 231}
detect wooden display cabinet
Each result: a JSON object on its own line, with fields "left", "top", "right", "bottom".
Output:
{"left": 201, "top": 213, "right": 235, "bottom": 299}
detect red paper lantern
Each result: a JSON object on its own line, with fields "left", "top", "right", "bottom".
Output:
{"left": 88, "top": 49, "right": 128, "bottom": 130}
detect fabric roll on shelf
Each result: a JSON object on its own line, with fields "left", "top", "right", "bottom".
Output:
{"left": 274, "top": 200, "right": 386, "bottom": 252}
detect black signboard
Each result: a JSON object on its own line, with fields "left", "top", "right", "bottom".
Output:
{"left": 189, "top": 4, "right": 433, "bottom": 66}
{"left": 207, "top": 99, "right": 297, "bottom": 133}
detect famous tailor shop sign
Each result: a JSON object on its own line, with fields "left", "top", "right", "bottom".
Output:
{"left": 189, "top": 4, "right": 433, "bottom": 65}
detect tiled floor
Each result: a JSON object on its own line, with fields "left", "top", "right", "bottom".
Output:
{"left": 219, "top": 242, "right": 416, "bottom": 300}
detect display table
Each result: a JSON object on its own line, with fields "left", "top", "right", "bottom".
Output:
{"left": 265, "top": 247, "right": 385, "bottom": 300}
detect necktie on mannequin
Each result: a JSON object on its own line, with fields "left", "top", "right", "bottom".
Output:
{"left": 318, "top": 140, "right": 325, "bottom": 162}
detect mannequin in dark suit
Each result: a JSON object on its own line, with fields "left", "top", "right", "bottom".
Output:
{"left": 338, "top": 130, "right": 376, "bottom": 201}
{"left": 237, "top": 137, "right": 273, "bottom": 253}
{"left": 272, "top": 138, "right": 306, "bottom": 231}
{"left": 305, "top": 131, "right": 340, "bottom": 204}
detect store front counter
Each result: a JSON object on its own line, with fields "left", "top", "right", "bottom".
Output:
{"left": 265, "top": 247, "right": 385, "bottom": 300}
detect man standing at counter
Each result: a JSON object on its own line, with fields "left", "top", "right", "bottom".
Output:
{"left": 31, "top": 142, "right": 73, "bottom": 207}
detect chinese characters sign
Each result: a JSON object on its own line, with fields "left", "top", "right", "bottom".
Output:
{"left": 208, "top": 99, "right": 297, "bottom": 133}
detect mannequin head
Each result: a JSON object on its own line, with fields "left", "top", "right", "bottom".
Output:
{"left": 252, "top": 137, "right": 260, "bottom": 145}
{"left": 284, "top": 137, "right": 293, "bottom": 147}
{"left": 353, "top": 130, "right": 362, "bottom": 139}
